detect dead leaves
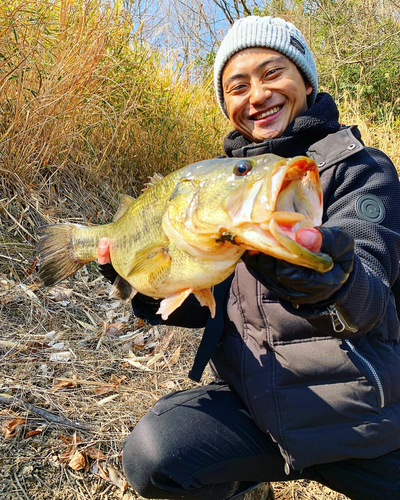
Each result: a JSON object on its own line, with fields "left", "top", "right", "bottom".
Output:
{"left": 0, "top": 409, "right": 44, "bottom": 439}
{"left": 59, "top": 433, "right": 128, "bottom": 491}
{"left": 1, "top": 416, "right": 26, "bottom": 438}
{"left": 122, "top": 326, "right": 181, "bottom": 372}
{"left": 51, "top": 374, "right": 127, "bottom": 397}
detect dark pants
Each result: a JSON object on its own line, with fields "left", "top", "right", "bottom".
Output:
{"left": 122, "top": 382, "right": 400, "bottom": 500}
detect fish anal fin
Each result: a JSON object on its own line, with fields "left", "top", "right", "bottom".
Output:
{"left": 128, "top": 243, "right": 171, "bottom": 277}
{"left": 113, "top": 194, "right": 136, "bottom": 222}
{"left": 109, "top": 275, "right": 137, "bottom": 301}
{"left": 193, "top": 288, "right": 216, "bottom": 318}
{"left": 157, "top": 289, "right": 193, "bottom": 320}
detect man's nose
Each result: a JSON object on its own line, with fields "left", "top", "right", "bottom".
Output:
{"left": 249, "top": 84, "right": 272, "bottom": 105}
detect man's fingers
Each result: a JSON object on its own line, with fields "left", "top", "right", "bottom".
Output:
{"left": 97, "top": 237, "right": 111, "bottom": 264}
{"left": 295, "top": 227, "right": 323, "bottom": 253}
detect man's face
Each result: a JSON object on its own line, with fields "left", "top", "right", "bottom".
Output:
{"left": 222, "top": 48, "right": 313, "bottom": 143}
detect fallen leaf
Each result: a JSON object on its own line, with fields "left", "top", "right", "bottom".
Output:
{"left": 105, "top": 323, "right": 128, "bottom": 338}
{"left": 48, "top": 287, "right": 73, "bottom": 301}
{"left": 167, "top": 346, "right": 181, "bottom": 366}
{"left": 158, "top": 330, "right": 175, "bottom": 351}
{"left": 123, "top": 358, "right": 152, "bottom": 371}
{"left": 107, "top": 465, "right": 128, "bottom": 491}
{"left": 59, "top": 434, "right": 83, "bottom": 446}
{"left": 91, "top": 461, "right": 109, "bottom": 481}
{"left": 86, "top": 447, "right": 106, "bottom": 462}
{"left": 160, "top": 380, "right": 177, "bottom": 390}
{"left": 136, "top": 318, "right": 145, "bottom": 329}
{"left": 133, "top": 333, "right": 146, "bottom": 349}
{"left": 75, "top": 319, "right": 97, "bottom": 332}
{"left": 49, "top": 351, "right": 71, "bottom": 362}
{"left": 25, "top": 427, "right": 44, "bottom": 438}
{"left": 51, "top": 378, "right": 78, "bottom": 392}
{"left": 69, "top": 450, "right": 88, "bottom": 471}
{"left": 1, "top": 417, "right": 26, "bottom": 438}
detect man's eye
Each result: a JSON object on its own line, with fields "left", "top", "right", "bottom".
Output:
{"left": 231, "top": 84, "right": 247, "bottom": 92}
{"left": 265, "top": 68, "right": 278, "bottom": 78}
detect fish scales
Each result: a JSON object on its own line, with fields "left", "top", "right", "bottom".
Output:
{"left": 37, "top": 154, "right": 333, "bottom": 319}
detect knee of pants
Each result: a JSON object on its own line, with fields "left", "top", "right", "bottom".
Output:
{"left": 122, "top": 412, "right": 183, "bottom": 498}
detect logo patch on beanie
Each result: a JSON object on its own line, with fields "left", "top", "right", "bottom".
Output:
{"left": 290, "top": 35, "right": 305, "bottom": 54}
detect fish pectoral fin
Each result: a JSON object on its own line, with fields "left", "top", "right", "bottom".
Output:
{"left": 109, "top": 275, "right": 137, "bottom": 301}
{"left": 193, "top": 288, "right": 216, "bottom": 318}
{"left": 157, "top": 289, "right": 193, "bottom": 320}
{"left": 128, "top": 243, "right": 171, "bottom": 277}
{"left": 113, "top": 194, "right": 136, "bottom": 222}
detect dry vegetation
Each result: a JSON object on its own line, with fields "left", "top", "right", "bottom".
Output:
{"left": 1, "top": 1, "right": 399, "bottom": 499}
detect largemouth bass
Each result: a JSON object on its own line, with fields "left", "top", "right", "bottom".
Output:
{"left": 37, "top": 154, "right": 333, "bottom": 319}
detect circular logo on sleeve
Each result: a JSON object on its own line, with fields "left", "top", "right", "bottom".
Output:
{"left": 355, "top": 194, "right": 386, "bottom": 223}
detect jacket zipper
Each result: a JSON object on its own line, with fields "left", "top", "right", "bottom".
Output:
{"left": 344, "top": 339, "right": 385, "bottom": 409}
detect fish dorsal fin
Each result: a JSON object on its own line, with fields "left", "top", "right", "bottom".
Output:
{"left": 142, "top": 173, "right": 164, "bottom": 192}
{"left": 128, "top": 242, "right": 171, "bottom": 277}
{"left": 113, "top": 194, "right": 136, "bottom": 222}
{"left": 109, "top": 275, "right": 137, "bottom": 301}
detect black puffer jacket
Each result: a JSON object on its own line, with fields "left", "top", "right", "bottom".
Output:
{"left": 104, "top": 92, "right": 400, "bottom": 471}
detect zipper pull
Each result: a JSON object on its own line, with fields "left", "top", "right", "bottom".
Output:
{"left": 325, "top": 304, "right": 358, "bottom": 333}
{"left": 326, "top": 304, "right": 346, "bottom": 332}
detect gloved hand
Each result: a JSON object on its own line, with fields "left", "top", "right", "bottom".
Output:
{"left": 242, "top": 226, "right": 355, "bottom": 305}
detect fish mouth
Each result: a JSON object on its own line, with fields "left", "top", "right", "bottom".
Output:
{"left": 226, "top": 156, "right": 333, "bottom": 272}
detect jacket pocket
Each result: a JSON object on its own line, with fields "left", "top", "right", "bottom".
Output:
{"left": 344, "top": 339, "right": 385, "bottom": 410}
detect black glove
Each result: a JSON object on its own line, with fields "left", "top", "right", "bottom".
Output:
{"left": 242, "top": 226, "right": 354, "bottom": 305}
{"left": 97, "top": 262, "right": 118, "bottom": 284}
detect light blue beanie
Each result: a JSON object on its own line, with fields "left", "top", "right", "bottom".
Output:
{"left": 214, "top": 16, "right": 318, "bottom": 117}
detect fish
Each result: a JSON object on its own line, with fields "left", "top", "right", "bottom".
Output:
{"left": 36, "top": 153, "right": 333, "bottom": 319}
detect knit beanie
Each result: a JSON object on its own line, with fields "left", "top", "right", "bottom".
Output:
{"left": 214, "top": 16, "right": 318, "bottom": 117}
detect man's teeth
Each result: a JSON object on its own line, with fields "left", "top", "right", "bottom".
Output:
{"left": 254, "top": 107, "right": 280, "bottom": 120}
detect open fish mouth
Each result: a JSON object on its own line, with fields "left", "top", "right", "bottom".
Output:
{"left": 225, "top": 156, "right": 333, "bottom": 272}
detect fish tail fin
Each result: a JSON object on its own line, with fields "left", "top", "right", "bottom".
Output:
{"left": 36, "top": 223, "right": 93, "bottom": 286}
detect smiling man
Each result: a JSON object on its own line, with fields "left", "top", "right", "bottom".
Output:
{"left": 221, "top": 48, "right": 312, "bottom": 141}
{"left": 99, "top": 16, "right": 400, "bottom": 500}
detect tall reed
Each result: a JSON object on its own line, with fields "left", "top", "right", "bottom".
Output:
{"left": 0, "top": 0, "right": 228, "bottom": 198}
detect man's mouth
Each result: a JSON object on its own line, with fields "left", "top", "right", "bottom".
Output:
{"left": 251, "top": 106, "right": 282, "bottom": 121}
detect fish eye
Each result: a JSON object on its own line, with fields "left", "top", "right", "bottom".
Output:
{"left": 233, "top": 160, "right": 252, "bottom": 176}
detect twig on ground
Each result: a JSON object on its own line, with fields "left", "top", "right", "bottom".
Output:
{"left": 0, "top": 395, "right": 93, "bottom": 431}
{"left": 13, "top": 470, "right": 31, "bottom": 500}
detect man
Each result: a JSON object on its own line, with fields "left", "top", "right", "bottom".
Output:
{"left": 98, "top": 16, "right": 400, "bottom": 500}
